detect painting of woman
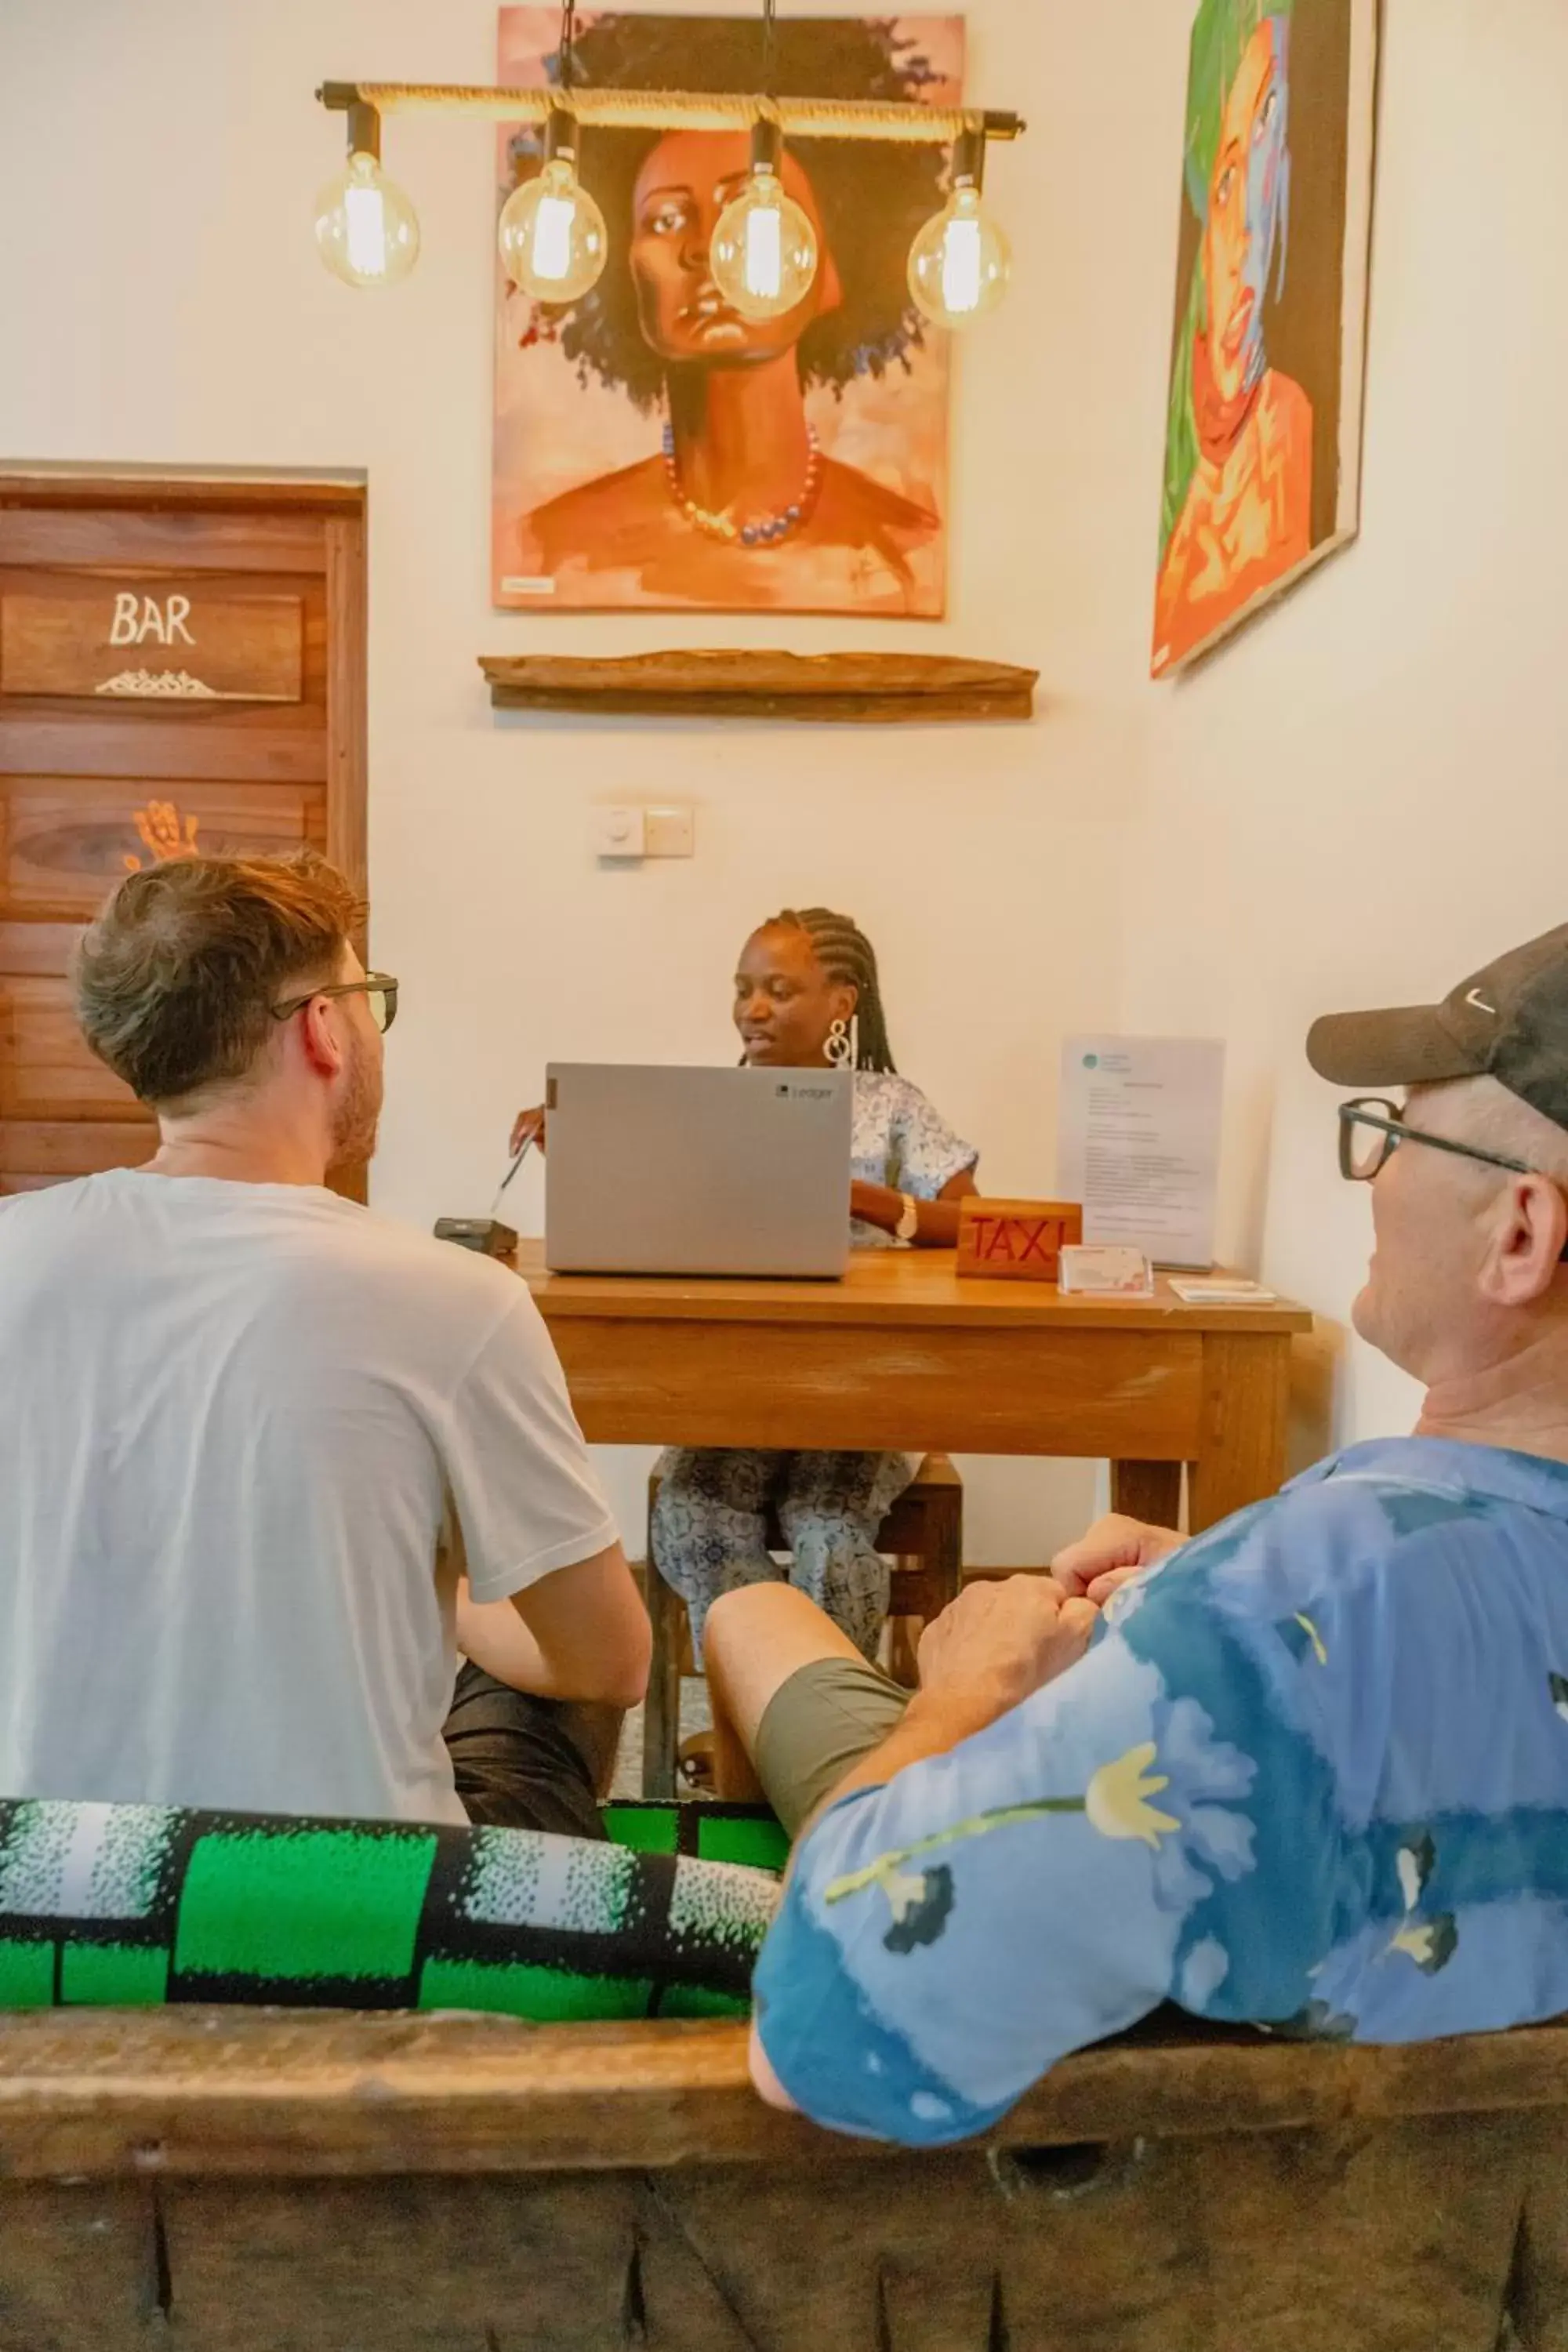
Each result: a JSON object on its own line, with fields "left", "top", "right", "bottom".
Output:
{"left": 1152, "top": 0, "right": 1377, "bottom": 676}
{"left": 492, "top": 13, "right": 962, "bottom": 616}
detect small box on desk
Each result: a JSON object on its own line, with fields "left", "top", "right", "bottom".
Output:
{"left": 434, "top": 1218, "right": 517, "bottom": 1260}
{"left": 956, "top": 1198, "right": 1083, "bottom": 1283}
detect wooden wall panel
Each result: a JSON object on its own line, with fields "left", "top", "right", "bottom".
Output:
{"left": 0, "top": 477, "right": 364, "bottom": 1192}
{"left": 0, "top": 474, "right": 363, "bottom": 512}
{"left": 324, "top": 511, "right": 368, "bottom": 897}
{"left": 0, "top": 977, "right": 141, "bottom": 1120}
{"left": 0, "top": 713, "right": 327, "bottom": 786}
{"left": 2, "top": 778, "right": 326, "bottom": 921}
{"left": 0, "top": 919, "right": 79, "bottom": 976}
{"left": 0, "top": 510, "right": 332, "bottom": 575}
{"left": 0, "top": 1118, "right": 154, "bottom": 1183}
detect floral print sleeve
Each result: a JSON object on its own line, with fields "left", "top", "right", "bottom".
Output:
{"left": 751, "top": 1608, "right": 1298, "bottom": 2144}
{"left": 853, "top": 1074, "right": 977, "bottom": 1203}
{"left": 752, "top": 1437, "right": 1568, "bottom": 2145}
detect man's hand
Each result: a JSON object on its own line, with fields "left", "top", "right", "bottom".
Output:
{"left": 1051, "top": 1514, "right": 1185, "bottom": 1607}
{"left": 796, "top": 1576, "right": 1099, "bottom": 1839}
{"left": 915, "top": 1575, "right": 1099, "bottom": 1726}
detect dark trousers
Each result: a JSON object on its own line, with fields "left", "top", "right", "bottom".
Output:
{"left": 441, "top": 1661, "right": 622, "bottom": 1842}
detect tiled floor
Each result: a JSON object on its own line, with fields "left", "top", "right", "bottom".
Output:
{"left": 612, "top": 1677, "right": 713, "bottom": 1802}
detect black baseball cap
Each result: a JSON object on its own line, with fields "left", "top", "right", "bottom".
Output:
{"left": 1307, "top": 922, "right": 1568, "bottom": 1135}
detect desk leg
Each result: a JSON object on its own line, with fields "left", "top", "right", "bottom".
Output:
{"left": 1188, "top": 1334, "right": 1291, "bottom": 1534}
{"left": 1109, "top": 1463, "right": 1184, "bottom": 1530}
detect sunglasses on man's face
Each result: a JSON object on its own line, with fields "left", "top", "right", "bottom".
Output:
{"left": 271, "top": 974, "right": 400, "bottom": 1035}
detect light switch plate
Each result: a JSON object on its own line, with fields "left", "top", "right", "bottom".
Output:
{"left": 591, "top": 805, "right": 646, "bottom": 858}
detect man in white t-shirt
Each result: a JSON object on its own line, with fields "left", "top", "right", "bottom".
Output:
{"left": 0, "top": 851, "right": 650, "bottom": 1831}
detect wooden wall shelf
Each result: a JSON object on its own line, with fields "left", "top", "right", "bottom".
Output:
{"left": 479, "top": 650, "right": 1037, "bottom": 724}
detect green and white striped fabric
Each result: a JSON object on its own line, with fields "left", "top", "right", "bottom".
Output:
{"left": 0, "top": 1798, "right": 787, "bottom": 2021}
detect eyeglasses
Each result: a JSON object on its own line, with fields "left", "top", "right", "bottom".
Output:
{"left": 1339, "top": 1096, "right": 1568, "bottom": 1261}
{"left": 1338, "top": 1097, "right": 1534, "bottom": 1184}
{"left": 271, "top": 973, "right": 400, "bottom": 1035}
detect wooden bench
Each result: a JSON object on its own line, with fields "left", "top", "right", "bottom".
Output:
{"left": 2, "top": 2005, "right": 1565, "bottom": 2347}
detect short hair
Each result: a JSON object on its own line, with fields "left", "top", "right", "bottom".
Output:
{"left": 504, "top": 15, "right": 950, "bottom": 412}
{"left": 74, "top": 852, "right": 366, "bottom": 1109}
{"left": 1430, "top": 1076, "right": 1568, "bottom": 1189}
{"left": 767, "top": 906, "right": 896, "bottom": 1073}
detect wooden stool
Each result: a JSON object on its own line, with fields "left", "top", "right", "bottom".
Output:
{"left": 641, "top": 1454, "right": 963, "bottom": 1799}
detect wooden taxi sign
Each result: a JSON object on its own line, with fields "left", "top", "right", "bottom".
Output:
{"left": 956, "top": 1197, "right": 1084, "bottom": 1283}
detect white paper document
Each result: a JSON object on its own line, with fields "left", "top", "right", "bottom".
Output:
{"left": 1057, "top": 1036, "right": 1225, "bottom": 1269}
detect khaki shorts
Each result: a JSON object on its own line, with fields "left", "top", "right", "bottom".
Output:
{"left": 753, "top": 1657, "right": 910, "bottom": 1838}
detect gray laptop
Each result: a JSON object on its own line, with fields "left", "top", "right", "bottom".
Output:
{"left": 544, "top": 1064, "right": 852, "bottom": 1278}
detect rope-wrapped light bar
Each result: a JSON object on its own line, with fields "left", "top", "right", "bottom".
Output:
{"left": 317, "top": 80, "right": 1024, "bottom": 146}
{"left": 311, "top": 72, "right": 1024, "bottom": 321}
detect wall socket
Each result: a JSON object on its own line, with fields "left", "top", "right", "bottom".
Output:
{"left": 591, "top": 804, "right": 695, "bottom": 860}
{"left": 644, "top": 805, "right": 695, "bottom": 857}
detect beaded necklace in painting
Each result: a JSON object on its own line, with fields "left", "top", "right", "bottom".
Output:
{"left": 661, "top": 423, "right": 823, "bottom": 548}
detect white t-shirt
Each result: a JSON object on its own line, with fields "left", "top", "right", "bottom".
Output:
{"left": 0, "top": 1171, "right": 619, "bottom": 1824}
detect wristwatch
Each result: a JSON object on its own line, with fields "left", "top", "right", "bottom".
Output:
{"left": 895, "top": 1193, "right": 920, "bottom": 1244}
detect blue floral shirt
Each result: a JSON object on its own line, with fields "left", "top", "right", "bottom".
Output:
{"left": 850, "top": 1072, "right": 977, "bottom": 1249}
{"left": 752, "top": 1437, "right": 1568, "bottom": 2144}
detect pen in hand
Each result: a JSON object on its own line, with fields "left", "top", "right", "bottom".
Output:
{"left": 489, "top": 1138, "right": 533, "bottom": 1222}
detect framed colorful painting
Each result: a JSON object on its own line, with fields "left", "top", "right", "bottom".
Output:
{"left": 1152, "top": 0, "right": 1378, "bottom": 677}
{"left": 492, "top": 10, "right": 963, "bottom": 618}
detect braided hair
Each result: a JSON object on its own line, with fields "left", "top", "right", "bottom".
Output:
{"left": 768, "top": 907, "right": 896, "bottom": 1075}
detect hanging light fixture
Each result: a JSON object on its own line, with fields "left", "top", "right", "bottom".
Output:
{"left": 497, "top": 2, "right": 609, "bottom": 303}
{"left": 312, "top": 82, "right": 1028, "bottom": 328}
{"left": 710, "top": 118, "right": 820, "bottom": 321}
{"left": 499, "top": 113, "right": 609, "bottom": 302}
{"left": 314, "top": 101, "right": 421, "bottom": 289}
{"left": 708, "top": 1, "right": 818, "bottom": 323}
{"left": 907, "top": 125, "right": 1011, "bottom": 331}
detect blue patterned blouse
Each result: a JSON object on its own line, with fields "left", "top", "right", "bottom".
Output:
{"left": 850, "top": 1072, "right": 977, "bottom": 1247}
{"left": 753, "top": 1437, "right": 1568, "bottom": 2143}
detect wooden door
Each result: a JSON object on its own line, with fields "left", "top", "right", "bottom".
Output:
{"left": 0, "top": 473, "right": 367, "bottom": 1195}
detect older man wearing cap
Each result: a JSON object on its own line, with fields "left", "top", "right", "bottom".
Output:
{"left": 712, "top": 926, "right": 1568, "bottom": 2145}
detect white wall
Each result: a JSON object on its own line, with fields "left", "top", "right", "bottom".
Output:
{"left": 1124, "top": 0, "right": 1568, "bottom": 1461}
{"left": 2, "top": 0, "right": 1170, "bottom": 1558}
{"left": 5, "top": 0, "right": 1562, "bottom": 1542}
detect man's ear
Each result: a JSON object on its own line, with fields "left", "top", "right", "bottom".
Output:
{"left": 1482, "top": 1174, "right": 1568, "bottom": 1308}
{"left": 294, "top": 996, "right": 347, "bottom": 1083}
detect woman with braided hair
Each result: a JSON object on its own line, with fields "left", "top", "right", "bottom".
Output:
{"left": 654, "top": 906, "right": 978, "bottom": 1672}
{"left": 510, "top": 906, "right": 979, "bottom": 1675}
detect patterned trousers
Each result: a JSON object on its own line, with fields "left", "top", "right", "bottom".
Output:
{"left": 651, "top": 1447, "right": 917, "bottom": 1664}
